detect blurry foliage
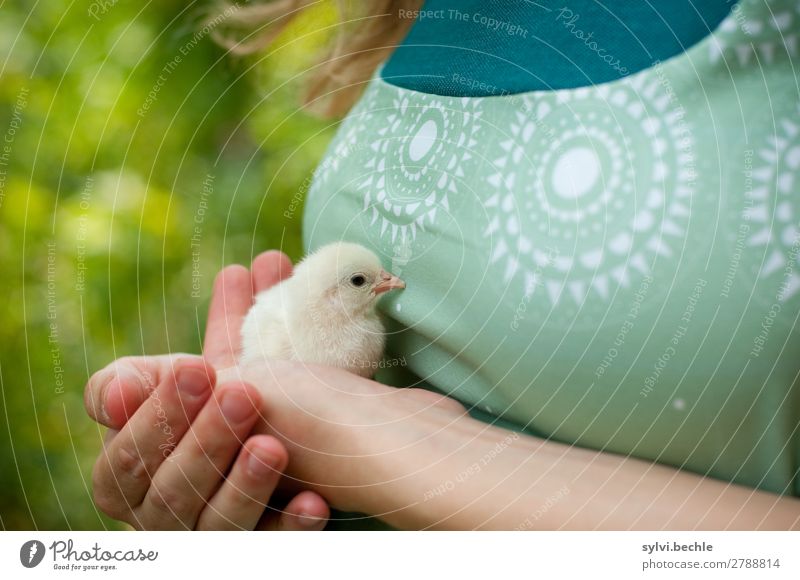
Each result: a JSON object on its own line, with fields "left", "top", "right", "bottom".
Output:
{"left": 0, "top": 0, "right": 339, "bottom": 529}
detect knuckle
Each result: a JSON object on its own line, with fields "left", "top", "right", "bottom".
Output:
{"left": 84, "top": 357, "right": 154, "bottom": 421}
{"left": 121, "top": 358, "right": 155, "bottom": 393}
{"left": 113, "top": 445, "right": 148, "bottom": 482}
{"left": 227, "top": 485, "right": 260, "bottom": 512}
{"left": 188, "top": 435, "right": 230, "bottom": 469}
{"left": 91, "top": 463, "right": 128, "bottom": 520}
{"left": 93, "top": 489, "right": 125, "bottom": 520}
{"left": 146, "top": 483, "right": 192, "bottom": 520}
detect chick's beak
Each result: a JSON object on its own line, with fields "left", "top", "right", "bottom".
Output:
{"left": 373, "top": 270, "right": 405, "bottom": 295}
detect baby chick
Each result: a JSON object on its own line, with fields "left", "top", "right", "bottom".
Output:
{"left": 240, "top": 242, "right": 405, "bottom": 377}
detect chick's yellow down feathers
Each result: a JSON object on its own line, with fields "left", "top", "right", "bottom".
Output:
{"left": 240, "top": 242, "right": 405, "bottom": 377}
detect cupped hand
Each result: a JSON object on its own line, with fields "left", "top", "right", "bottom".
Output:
{"left": 84, "top": 251, "right": 330, "bottom": 530}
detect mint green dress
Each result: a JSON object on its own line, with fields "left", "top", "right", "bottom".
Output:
{"left": 304, "top": 0, "right": 800, "bottom": 497}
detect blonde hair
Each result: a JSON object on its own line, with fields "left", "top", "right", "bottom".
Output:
{"left": 209, "top": 0, "right": 423, "bottom": 117}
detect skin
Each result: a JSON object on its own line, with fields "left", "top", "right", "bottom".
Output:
{"left": 87, "top": 251, "right": 800, "bottom": 531}
{"left": 86, "top": 251, "right": 330, "bottom": 530}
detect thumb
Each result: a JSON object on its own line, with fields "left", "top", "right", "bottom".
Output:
{"left": 84, "top": 354, "right": 213, "bottom": 429}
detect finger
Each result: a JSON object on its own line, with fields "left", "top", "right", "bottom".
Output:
{"left": 85, "top": 354, "right": 190, "bottom": 429}
{"left": 272, "top": 490, "right": 330, "bottom": 531}
{"left": 195, "top": 435, "right": 288, "bottom": 530}
{"left": 203, "top": 265, "right": 253, "bottom": 368}
{"left": 256, "top": 490, "right": 330, "bottom": 531}
{"left": 138, "top": 381, "right": 263, "bottom": 529}
{"left": 92, "top": 359, "right": 215, "bottom": 519}
{"left": 103, "top": 428, "right": 119, "bottom": 446}
{"left": 251, "top": 250, "right": 293, "bottom": 295}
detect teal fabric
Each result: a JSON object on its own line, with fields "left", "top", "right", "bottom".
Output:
{"left": 382, "top": 0, "right": 735, "bottom": 95}
{"left": 306, "top": 0, "right": 800, "bottom": 528}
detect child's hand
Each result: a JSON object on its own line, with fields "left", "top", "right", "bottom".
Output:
{"left": 84, "top": 252, "right": 330, "bottom": 530}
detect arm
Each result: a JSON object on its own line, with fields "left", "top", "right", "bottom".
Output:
{"left": 223, "top": 361, "right": 800, "bottom": 530}
{"left": 352, "top": 412, "right": 800, "bottom": 530}
{"left": 85, "top": 252, "right": 329, "bottom": 530}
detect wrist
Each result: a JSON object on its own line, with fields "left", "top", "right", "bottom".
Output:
{"left": 234, "top": 361, "right": 414, "bottom": 509}
{"left": 341, "top": 397, "right": 489, "bottom": 527}
{"left": 268, "top": 371, "right": 476, "bottom": 520}
{"left": 227, "top": 360, "right": 518, "bottom": 526}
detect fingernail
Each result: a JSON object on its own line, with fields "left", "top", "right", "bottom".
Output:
{"left": 99, "top": 378, "right": 118, "bottom": 424}
{"left": 297, "top": 512, "right": 325, "bottom": 530}
{"left": 176, "top": 366, "right": 210, "bottom": 398}
{"left": 247, "top": 446, "right": 279, "bottom": 478}
{"left": 220, "top": 388, "right": 256, "bottom": 423}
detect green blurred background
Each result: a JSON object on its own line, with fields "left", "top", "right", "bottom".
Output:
{"left": 0, "top": 0, "right": 338, "bottom": 529}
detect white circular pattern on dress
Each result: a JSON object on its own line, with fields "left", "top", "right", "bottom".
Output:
{"left": 708, "top": 0, "right": 800, "bottom": 67}
{"left": 408, "top": 119, "right": 438, "bottom": 161}
{"left": 552, "top": 146, "right": 601, "bottom": 199}
{"left": 743, "top": 104, "right": 800, "bottom": 304}
{"left": 359, "top": 91, "right": 483, "bottom": 247}
{"left": 482, "top": 75, "right": 697, "bottom": 323}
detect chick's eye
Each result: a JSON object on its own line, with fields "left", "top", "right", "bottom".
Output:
{"left": 350, "top": 274, "right": 366, "bottom": 287}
